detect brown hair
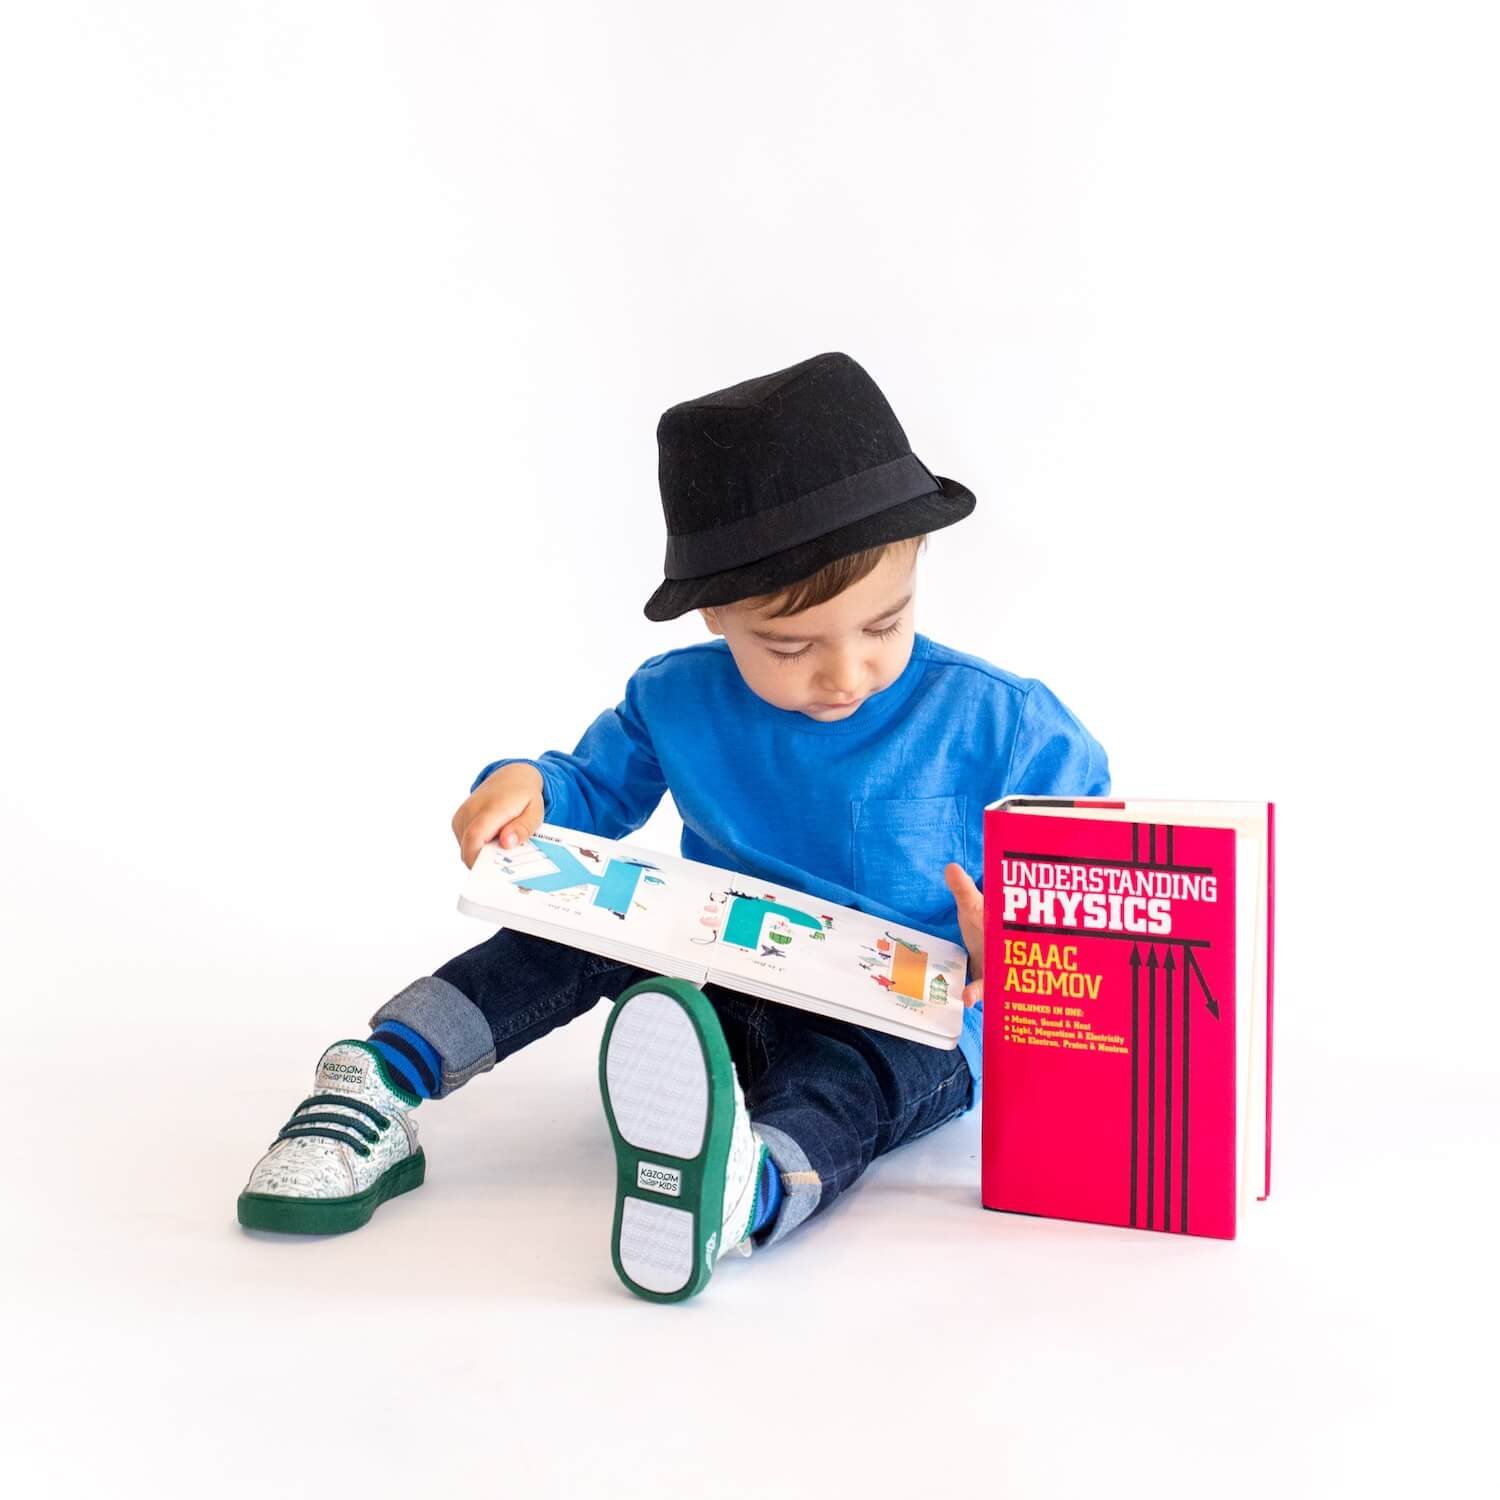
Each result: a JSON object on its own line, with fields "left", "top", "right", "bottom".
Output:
{"left": 732, "top": 534, "right": 927, "bottom": 620}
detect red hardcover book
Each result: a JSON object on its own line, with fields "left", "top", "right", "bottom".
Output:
{"left": 981, "top": 798, "right": 1274, "bottom": 1239}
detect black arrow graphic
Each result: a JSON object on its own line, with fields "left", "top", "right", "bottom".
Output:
{"left": 1147, "top": 946, "right": 1158, "bottom": 1231}
{"left": 1185, "top": 944, "right": 1219, "bottom": 1020}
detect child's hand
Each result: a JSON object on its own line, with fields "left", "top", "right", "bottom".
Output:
{"left": 451, "top": 764, "right": 546, "bottom": 869}
{"left": 943, "top": 862, "right": 984, "bottom": 1006}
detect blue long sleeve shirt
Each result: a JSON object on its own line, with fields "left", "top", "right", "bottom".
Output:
{"left": 473, "top": 632, "right": 1110, "bottom": 1101}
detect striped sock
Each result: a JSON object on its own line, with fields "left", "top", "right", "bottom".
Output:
{"left": 749, "top": 1150, "right": 783, "bottom": 1236}
{"left": 367, "top": 1019, "right": 442, "bottom": 1099}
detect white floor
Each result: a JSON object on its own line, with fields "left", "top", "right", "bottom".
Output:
{"left": 6, "top": 967, "right": 1494, "bottom": 1500}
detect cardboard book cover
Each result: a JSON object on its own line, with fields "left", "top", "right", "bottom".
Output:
{"left": 458, "top": 823, "right": 969, "bottom": 1049}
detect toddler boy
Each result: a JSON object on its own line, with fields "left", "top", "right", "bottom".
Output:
{"left": 237, "top": 352, "right": 1110, "bottom": 1302}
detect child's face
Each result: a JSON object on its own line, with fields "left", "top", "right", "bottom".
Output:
{"left": 699, "top": 548, "right": 918, "bottom": 721}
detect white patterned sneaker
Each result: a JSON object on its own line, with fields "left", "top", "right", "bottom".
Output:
{"left": 237, "top": 1040, "right": 425, "bottom": 1234}
{"left": 599, "top": 979, "right": 770, "bottom": 1302}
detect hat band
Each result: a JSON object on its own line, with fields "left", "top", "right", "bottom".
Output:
{"left": 662, "top": 453, "right": 939, "bottom": 581}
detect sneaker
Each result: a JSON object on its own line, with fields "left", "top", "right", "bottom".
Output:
{"left": 237, "top": 1040, "right": 426, "bottom": 1234}
{"left": 599, "top": 978, "right": 768, "bottom": 1302}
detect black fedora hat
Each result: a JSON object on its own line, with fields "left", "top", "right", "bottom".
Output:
{"left": 643, "top": 352, "right": 975, "bottom": 621}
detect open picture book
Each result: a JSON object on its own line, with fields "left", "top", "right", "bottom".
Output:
{"left": 457, "top": 822, "right": 970, "bottom": 1048}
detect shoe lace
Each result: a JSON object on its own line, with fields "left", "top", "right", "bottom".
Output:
{"left": 273, "top": 1094, "right": 392, "bottom": 1159}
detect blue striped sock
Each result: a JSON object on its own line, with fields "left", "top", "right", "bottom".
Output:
{"left": 749, "top": 1149, "right": 783, "bottom": 1235}
{"left": 367, "top": 1019, "right": 442, "bottom": 1099}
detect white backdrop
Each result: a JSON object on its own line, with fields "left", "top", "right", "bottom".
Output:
{"left": 3, "top": 4, "right": 1496, "bottom": 1497}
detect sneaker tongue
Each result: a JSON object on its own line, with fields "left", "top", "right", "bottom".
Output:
{"left": 314, "top": 1042, "right": 405, "bottom": 1108}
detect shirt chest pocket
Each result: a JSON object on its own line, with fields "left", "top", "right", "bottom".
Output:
{"left": 850, "top": 794, "right": 969, "bottom": 926}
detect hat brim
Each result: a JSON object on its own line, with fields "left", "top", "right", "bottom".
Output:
{"left": 642, "top": 474, "right": 976, "bottom": 622}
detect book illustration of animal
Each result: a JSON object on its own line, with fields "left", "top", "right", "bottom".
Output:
{"left": 719, "top": 891, "right": 823, "bottom": 951}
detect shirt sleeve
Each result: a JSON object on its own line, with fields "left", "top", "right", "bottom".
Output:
{"left": 1002, "top": 679, "right": 1112, "bottom": 801}
{"left": 470, "top": 667, "right": 668, "bottom": 840}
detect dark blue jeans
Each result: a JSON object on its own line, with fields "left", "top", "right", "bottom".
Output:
{"left": 371, "top": 925, "right": 974, "bottom": 1246}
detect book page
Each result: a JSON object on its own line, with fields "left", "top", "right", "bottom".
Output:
{"left": 701, "top": 878, "right": 968, "bottom": 1040}
{"left": 458, "top": 824, "right": 725, "bottom": 962}
{"left": 457, "top": 822, "right": 967, "bottom": 1041}
{"left": 1244, "top": 829, "right": 1270, "bottom": 1207}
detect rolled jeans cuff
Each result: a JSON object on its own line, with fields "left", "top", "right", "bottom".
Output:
{"left": 369, "top": 976, "right": 496, "bottom": 1098}
{"left": 748, "top": 1122, "right": 821, "bottom": 1249}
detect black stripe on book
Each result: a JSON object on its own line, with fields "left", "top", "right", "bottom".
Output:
{"left": 1131, "top": 949, "right": 1140, "bottom": 1228}
{"left": 1147, "top": 948, "right": 1157, "bottom": 1231}
{"left": 1002, "top": 924, "right": 1210, "bottom": 948}
{"left": 1164, "top": 962, "right": 1174, "bottom": 1233}
{"left": 1182, "top": 959, "right": 1191, "bottom": 1233}
{"left": 1000, "top": 854, "right": 1216, "bottom": 876}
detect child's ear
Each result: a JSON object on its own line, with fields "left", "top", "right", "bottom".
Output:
{"left": 699, "top": 607, "right": 724, "bottom": 637}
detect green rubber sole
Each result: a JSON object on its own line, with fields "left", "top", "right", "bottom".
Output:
{"left": 237, "top": 1149, "right": 426, "bottom": 1235}
{"left": 599, "top": 978, "right": 736, "bottom": 1304}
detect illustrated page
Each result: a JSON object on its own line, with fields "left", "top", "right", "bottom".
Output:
{"left": 460, "top": 825, "right": 704, "bottom": 960}
{"left": 699, "top": 876, "right": 968, "bottom": 1025}
{"left": 460, "top": 824, "right": 968, "bottom": 1031}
